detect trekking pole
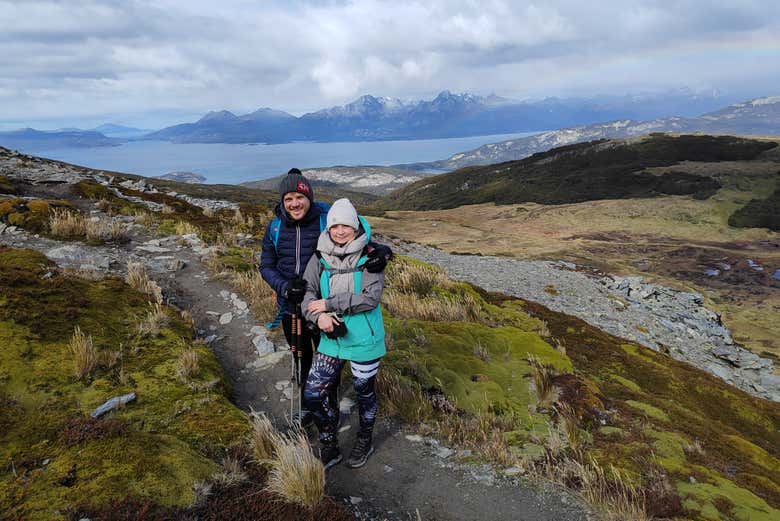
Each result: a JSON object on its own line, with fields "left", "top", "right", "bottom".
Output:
{"left": 289, "top": 309, "right": 298, "bottom": 425}
{"left": 294, "top": 303, "right": 304, "bottom": 421}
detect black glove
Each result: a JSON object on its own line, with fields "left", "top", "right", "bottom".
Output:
{"left": 286, "top": 277, "right": 307, "bottom": 304}
{"left": 364, "top": 243, "right": 393, "bottom": 273}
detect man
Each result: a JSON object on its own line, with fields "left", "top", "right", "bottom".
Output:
{"left": 260, "top": 168, "right": 391, "bottom": 423}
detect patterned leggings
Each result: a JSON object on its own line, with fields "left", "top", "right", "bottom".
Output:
{"left": 303, "top": 353, "right": 380, "bottom": 444}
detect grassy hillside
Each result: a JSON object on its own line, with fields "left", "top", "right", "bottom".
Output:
{"left": 728, "top": 182, "right": 780, "bottom": 231}
{"left": 373, "top": 134, "right": 777, "bottom": 212}
{"left": 378, "top": 258, "right": 780, "bottom": 521}
{"left": 0, "top": 247, "right": 250, "bottom": 519}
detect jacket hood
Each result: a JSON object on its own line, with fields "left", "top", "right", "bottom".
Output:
{"left": 316, "top": 216, "right": 371, "bottom": 256}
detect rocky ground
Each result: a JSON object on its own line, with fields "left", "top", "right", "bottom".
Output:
{"left": 390, "top": 239, "right": 780, "bottom": 402}
{"left": 1, "top": 151, "right": 588, "bottom": 520}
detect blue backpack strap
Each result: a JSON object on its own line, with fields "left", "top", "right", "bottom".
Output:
{"left": 270, "top": 217, "right": 281, "bottom": 251}
{"left": 319, "top": 212, "right": 327, "bottom": 233}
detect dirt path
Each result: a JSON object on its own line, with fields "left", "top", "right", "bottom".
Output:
{"left": 1, "top": 169, "right": 588, "bottom": 520}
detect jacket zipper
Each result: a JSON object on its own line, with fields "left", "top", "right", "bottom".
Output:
{"left": 363, "top": 314, "right": 375, "bottom": 336}
{"left": 295, "top": 225, "right": 301, "bottom": 275}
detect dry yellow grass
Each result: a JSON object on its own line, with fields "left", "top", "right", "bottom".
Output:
{"left": 560, "top": 459, "right": 648, "bottom": 521}
{"left": 176, "top": 349, "right": 200, "bottom": 381}
{"left": 69, "top": 326, "right": 97, "bottom": 379}
{"left": 375, "top": 368, "right": 433, "bottom": 423}
{"left": 133, "top": 210, "right": 156, "bottom": 226}
{"left": 136, "top": 303, "right": 170, "bottom": 338}
{"left": 211, "top": 456, "right": 248, "bottom": 487}
{"left": 174, "top": 220, "right": 199, "bottom": 235}
{"left": 126, "top": 262, "right": 163, "bottom": 303}
{"left": 266, "top": 431, "right": 325, "bottom": 509}
{"left": 382, "top": 290, "right": 482, "bottom": 322}
{"left": 50, "top": 209, "right": 128, "bottom": 242}
{"left": 555, "top": 403, "right": 583, "bottom": 454}
{"left": 85, "top": 217, "right": 128, "bottom": 242}
{"left": 231, "top": 271, "right": 277, "bottom": 322}
{"left": 250, "top": 410, "right": 281, "bottom": 464}
{"left": 49, "top": 209, "right": 86, "bottom": 238}
{"left": 527, "top": 355, "right": 558, "bottom": 409}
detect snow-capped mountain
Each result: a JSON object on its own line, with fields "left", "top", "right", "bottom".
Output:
{"left": 142, "top": 90, "right": 735, "bottom": 144}
{"left": 397, "top": 96, "right": 780, "bottom": 171}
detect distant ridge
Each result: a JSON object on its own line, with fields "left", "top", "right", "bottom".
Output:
{"left": 396, "top": 95, "right": 780, "bottom": 171}
{"left": 0, "top": 128, "right": 120, "bottom": 150}
{"left": 141, "top": 89, "right": 734, "bottom": 144}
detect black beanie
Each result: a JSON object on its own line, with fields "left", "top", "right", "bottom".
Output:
{"left": 278, "top": 168, "right": 314, "bottom": 202}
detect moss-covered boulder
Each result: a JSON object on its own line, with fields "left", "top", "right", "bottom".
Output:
{"left": 0, "top": 198, "right": 74, "bottom": 234}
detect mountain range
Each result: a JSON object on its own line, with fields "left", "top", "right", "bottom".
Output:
{"left": 396, "top": 96, "right": 780, "bottom": 171}
{"left": 0, "top": 91, "right": 774, "bottom": 154}
{"left": 143, "top": 90, "right": 736, "bottom": 144}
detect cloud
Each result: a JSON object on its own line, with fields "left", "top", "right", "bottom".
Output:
{"left": 0, "top": 0, "right": 778, "bottom": 127}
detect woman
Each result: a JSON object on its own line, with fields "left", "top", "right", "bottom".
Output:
{"left": 301, "top": 198, "right": 386, "bottom": 469}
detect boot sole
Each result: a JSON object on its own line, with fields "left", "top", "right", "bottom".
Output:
{"left": 346, "top": 446, "right": 374, "bottom": 468}
{"left": 323, "top": 454, "right": 343, "bottom": 470}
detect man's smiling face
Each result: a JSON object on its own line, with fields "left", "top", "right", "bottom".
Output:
{"left": 283, "top": 192, "right": 311, "bottom": 221}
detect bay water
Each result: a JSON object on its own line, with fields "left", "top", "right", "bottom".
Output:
{"left": 27, "top": 132, "right": 536, "bottom": 185}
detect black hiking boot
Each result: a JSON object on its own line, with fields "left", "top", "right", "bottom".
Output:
{"left": 345, "top": 436, "right": 374, "bottom": 468}
{"left": 320, "top": 442, "right": 342, "bottom": 470}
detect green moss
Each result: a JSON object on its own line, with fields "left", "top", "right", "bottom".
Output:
{"left": 385, "top": 316, "right": 570, "bottom": 418}
{"left": 0, "top": 247, "right": 251, "bottom": 518}
{"left": 0, "top": 174, "right": 17, "bottom": 194}
{"left": 608, "top": 374, "right": 643, "bottom": 394}
{"left": 0, "top": 198, "right": 75, "bottom": 234}
{"left": 677, "top": 469, "right": 780, "bottom": 521}
{"left": 211, "top": 246, "right": 256, "bottom": 273}
{"left": 625, "top": 400, "right": 671, "bottom": 422}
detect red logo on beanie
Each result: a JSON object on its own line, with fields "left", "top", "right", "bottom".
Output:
{"left": 297, "top": 181, "right": 310, "bottom": 195}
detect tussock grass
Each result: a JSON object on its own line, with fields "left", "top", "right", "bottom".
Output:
{"left": 175, "top": 220, "right": 199, "bottom": 236}
{"left": 49, "top": 209, "right": 86, "bottom": 238}
{"left": 85, "top": 217, "right": 128, "bottom": 242}
{"left": 375, "top": 368, "right": 433, "bottom": 423}
{"left": 559, "top": 459, "right": 648, "bottom": 521}
{"left": 126, "top": 262, "right": 163, "bottom": 303}
{"left": 133, "top": 210, "right": 156, "bottom": 226}
{"left": 136, "top": 303, "right": 170, "bottom": 338}
{"left": 49, "top": 209, "right": 128, "bottom": 242}
{"left": 232, "top": 271, "right": 277, "bottom": 321}
{"left": 437, "top": 411, "right": 521, "bottom": 467}
{"left": 69, "top": 326, "right": 97, "bottom": 379}
{"left": 161, "top": 204, "right": 176, "bottom": 214}
{"left": 211, "top": 456, "right": 248, "bottom": 488}
{"left": 555, "top": 403, "right": 583, "bottom": 455}
{"left": 250, "top": 410, "right": 281, "bottom": 464}
{"left": 382, "top": 290, "right": 482, "bottom": 322}
{"left": 387, "top": 260, "right": 450, "bottom": 296}
{"left": 527, "top": 355, "right": 558, "bottom": 409}
{"left": 177, "top": 349, "right": 200, "bottom": 381}
{"left": 266, "top": 431, "right": 325, "bottom": 509}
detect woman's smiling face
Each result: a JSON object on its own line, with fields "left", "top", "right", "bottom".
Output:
{"left": 329, "top": 224, "right": 357, "bottom": 246}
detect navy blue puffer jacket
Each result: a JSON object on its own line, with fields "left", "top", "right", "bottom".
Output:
{"left": 260, "top": 201, "right": 330, "bottom": 313}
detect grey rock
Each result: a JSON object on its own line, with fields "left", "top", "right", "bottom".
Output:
{"left": 167, "top": 259, "right": 186, "bottom": 271}
{"left": 252, "top": 335, "right": 274, "bottom": 356}
{"left": 219, "top": 312, "right": 233, "bottom": 325}
{"left": 91, "top": 392, "right": 136, "bottom": 418}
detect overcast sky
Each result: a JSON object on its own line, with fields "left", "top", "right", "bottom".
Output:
{"left": 1, "top": 0, "right": 778, "bottom": 129}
